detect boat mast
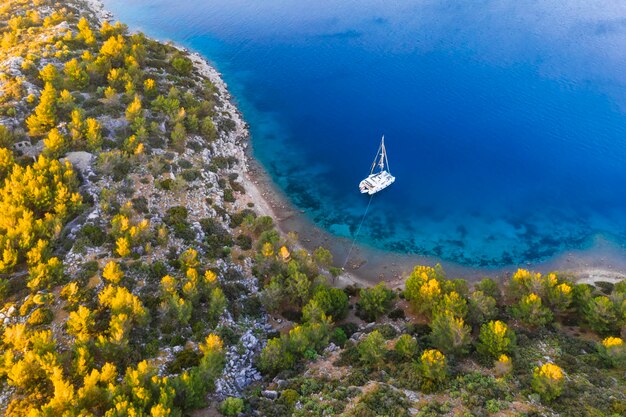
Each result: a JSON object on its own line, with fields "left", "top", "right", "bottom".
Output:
{"left": 383, "top": 135, "right": 390, "bottom": 174}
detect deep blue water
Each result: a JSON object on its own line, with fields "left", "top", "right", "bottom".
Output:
{"left": 102, "top": 0, "right": 626, "bottom": 267}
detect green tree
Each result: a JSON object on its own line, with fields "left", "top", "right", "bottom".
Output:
{"left": 358, "top": 330, "right": 386, "bottom": 368}
{"left": 170, "top": 55, "right": 193, "bottom": 76}
{"left": 467, "top": 290, "right": 498, "bottom": 327}
{"left": 357, "top": 282, "right": 395, "bottom": 322}
{"left": 219, "top": 397, "right": 244, "bottom": 416}
{"left": 429, "top": 311, "right": 471, "bottom": 356}
{"left": 476, "top": 320, "right": 515, "bottom": 359}
{"left": 0, "top": 125, "right": 15, "bottom": 148}
{"left": 512, "top": 293, "right": 553, "bottom": 328}
{"left": 585, "top": 295, "right": 619, "bottom": 335}
{"left": 394, "top": 334, "right": 418, "bottom": 360}
{"left": 259, "top": 338, "right": 294, "bottom": 375}
{"left": 208, "top": 287, "right": 227, "bottom": 323}
{"left": 171, "top": 122, "right": 186, "bottom": 152}
{"left": 312, "top": 285, "right": 348, "bottom": 321}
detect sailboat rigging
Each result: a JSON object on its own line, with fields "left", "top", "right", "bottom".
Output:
{"left": 359, "top": 135, "right": 395, "bottom": 194}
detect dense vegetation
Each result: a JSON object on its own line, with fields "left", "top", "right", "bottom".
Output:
{"left": 0, "top": 1, "right": 624, "bottom": 416}
{"left": 252, "top": 266, "right": 625, "bottom": 416}
{"left": 0, "top": 0, "right": 253, "bottom": 415}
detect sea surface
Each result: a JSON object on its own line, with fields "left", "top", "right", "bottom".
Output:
{"left": 102, "top": 0, "right": 626, "bottom": 267}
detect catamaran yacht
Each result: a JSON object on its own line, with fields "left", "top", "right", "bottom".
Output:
{"left": 359, "top": 135, "right": 395, "bottom": 195}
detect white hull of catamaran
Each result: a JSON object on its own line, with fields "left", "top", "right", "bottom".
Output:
{"left": 359, "top": 171, "right": 395, "bottom": 195}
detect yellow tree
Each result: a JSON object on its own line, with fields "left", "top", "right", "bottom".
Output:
{"left": 77, "top": 17, "right": 96, "bottom": 46}
{"left": 102, "top": 261, "right": 124, "bottom": 284}
{"left": 43, "top": 128, "right": 67, "bottom": 158}
{"left": 26, "top": 83, "right": 57, "bottom": 136}
{"left": 477, "top": 320, "right": 516, "bottom": 359}
{"left": 531, "top": 363, "right": 564, "bottom": 401}
{"left": 420, "top": 349, "right": 447, "bottom": 392}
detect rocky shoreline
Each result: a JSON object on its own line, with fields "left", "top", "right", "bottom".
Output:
{"left": 77, "top": 1, "right": 626, "bottom": 293}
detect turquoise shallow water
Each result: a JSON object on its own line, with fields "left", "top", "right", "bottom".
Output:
{"left": 102, "top": 0, "right": 626, "bottom": 267}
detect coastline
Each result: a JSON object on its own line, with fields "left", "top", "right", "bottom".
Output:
{"left": 82, "top": 0, "right": 626, "bottom": 289}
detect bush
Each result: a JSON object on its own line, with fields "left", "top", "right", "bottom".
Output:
{"left": 219, "top": 397, "right": 244, "bottom": 416}
{"left": 171, "top": 55, "right": 193, "bottom": 76}
{"left": 476, "top": 320, "right": 515, "bottom": 359}
{"left": 420, "top": 349, "right": 447, "bottom": 392}
{"left": 330, "top": 327, "right": 348, "bottom": 347}
{"left": 348, "top": 384, "right": 410, "bottom": 417}
{"left": 388, "top": 308, "right": 405, "bottom": 320}
{"left": 358, "top": 330, "right": 386, "bottom": 368}
{"left": 313, "top": 285, "right": 349, "bottom": 321}
{"left": 80, "top": 224, "right": 106, "bottom": 246}
{"left": 531, "top": 363, "right": 564, "bottom": 402}
{"left": 429, "top": 311, "right": 471, "bottom": 356}
{"left": 235, "top": 234, "right": 252, "bottom": 250}
{"left": 163, "top": 206, "right": 195, "bottom": 241}
{"left": 356, "top": 283, "right": 395, "bottom": 322}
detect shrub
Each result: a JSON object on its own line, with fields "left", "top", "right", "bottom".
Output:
{"left": 429, "top": 311, "right": 471, "bottom": 356}
{"left": 494, "top": 354, "right": 513, "bottom": 377}
{"left": 599, "top": 336, "right": 626, "bottom": 367}
{"left": 394, "top": 334, "right": 419, "bottom": 360}
{"left": 531, "top": 363, "right": 564, "bottom": 402}
{"left": 219, "top": 397, "right": 244, "bottom": 416}
{"left": 235, "top": 234, "right": 252, "bottom": 250}
{"left": 358, "top": 330, "right": 386, "bottom": 368}
{"left": 420, "top": 349, "right": 447, "bottom": 392}
{"left": 313, "top": 285, "right": 349, "bottom": 321}
{"left": 476, "top": 320, "right": 515, "bottom": 359}
{"left": 171, "top": 55, "right": 193, "bottom": 76}
{"left": 512, "top": 293, "right": 553, "bottom": 328}
{"left": 356, "top": 283, "right": 395, "bottom": 322}
{"left": 80, "top": 224, "right": 106, "bottom": 246}
{"left": 388, "top": 307, "right": 406, "bottom": 320}
{"left": 330, "top": 327, "right": 348, "bottom": 347}
{"left": 349, "top": 384, "right": 410, "bottom": 417}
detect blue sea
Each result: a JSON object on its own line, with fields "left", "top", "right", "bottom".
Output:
{"left": 102, "top": 0, "right": 626, "bottom": 267}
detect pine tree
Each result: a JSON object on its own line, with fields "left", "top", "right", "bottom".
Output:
{"left": 477, "top": 320, "right": 515, "bottom": 359}
{"left": 430, "top": 311, "right": 471, "bottom": 356}
{"left": 84, "top": 118, "right": 102, "bottom": 150}
{"left": 64, "top": 58, "right": 90, "bottom": 90}
{"left": 26, "top": 83, "right": 57, "bottom": 136}
{"left": 358, "top": 330, "right": 386, "bottom": 368}
{"left": 43, "top": 128, "right": 67, "bottom": 158}
{"left": 77, "top": 17, "right": 96, "bottom": 46}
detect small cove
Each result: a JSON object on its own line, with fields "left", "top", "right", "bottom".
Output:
{"left": 102, "top": 0, "right": 626, "bottom": 269}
